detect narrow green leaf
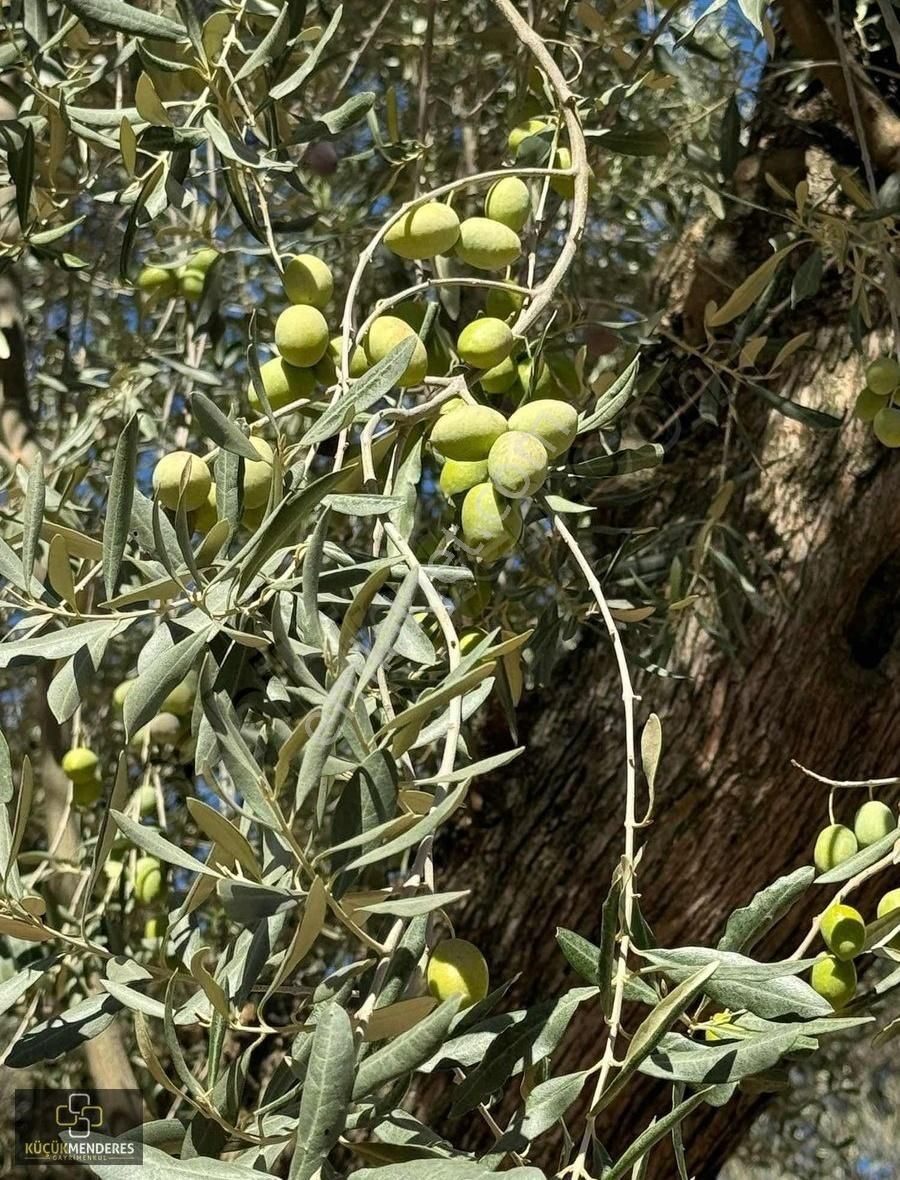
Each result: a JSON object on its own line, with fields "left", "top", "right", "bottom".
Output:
{"left": 719, "top": 95, "right": 741, "bottom": 179}
{"left": 0, "top": 617, "right": 132, "bottom": 668}
{"left": 0, "top": 534, "right": 45, "bottom": 597}
{"left": 451, "top": 989, "right": 597, "bottom": 1116}
{"left": 639, "top": 1027, "right": 800, "bottom": 1086}
{"left": 0, "top": 728, "right": 12, "bottom": 804}
{"left": 580, "top": 356, "right": 640, "bottom": 432}
{"left": 337, "top": 563, "right": 393, "bottom": 662}
{"left": 295, "top": 665, "right": 357, "bottom": 813}
{"left": 300, "top": 337, "right": 416, "bottom": 447}
{"left": 605, "top": 1087, "right": 713, "bottom": 1179}
{"left": 640, "top": 714, "right": 662, "bottom": 796}
{"left": 599, "top": 125, "right": 670, "bottom": 157}
{"left": 356, "top": 891, "right": 469, "bottom": 918}
{"left": 556, "top": 928, "right": 600, "bottom": 985}
{"left": 20, "top": 458, "right": 45, "bottom": 585}
{"left": 119, "top": 159, "right": 165, "bottom": 281}
{"left": 234, "top": 4, "right": 289, "bottom": 81}
{"left": 326, "top": 493, "right": 404, "bottom": 516}
{"left": 301, "top": 507, "right": 330, "bottom": 649}
{"left": 544, "top": 494, "right": 594, "bottom": 515}
{"left": 269, "top": 6, "right": 343, "bottom": 102}
{"left": 791, "top": 247, "right": 823, "bottom": 307}
{"left": 123, "top": 624, "right": 214, "bottom": 739}
{"left": 83, "top": 753, "right": 129, "bottom": 911}
{"left": 379, "top": 664, "right": 496, "bottom": 744}
{"left": 64, "top": 0, "right": 186, "bottom": 40}
{"left": 414, "top": 746, "right": 524, "bottom": 785}
{"left": 191, "top": 393, "right": 258, "bottom": 461}
{"left": 353, "top": 996, "right": 460, "bottom": 1099}
{"left": 707, "top": 244, "right": 798, "bottom": 327}
{"left": 290, "top": 92, "right": 376, "bottom": 141}
{"left": 0, "top": 955, "right": 58, "bottom": 1019}
{"left": 111, "top": 811, "right": 217, "bottom": 877}
{"left": 598, "top": 874, "right": 622, "bottom": 1015}
{"left": 102, "top": 413, "right": 138, "bottom": 599}
{"left": 341, "top": 781, "right": 468, "bottom": 874}
{"left": 718, "top": 866, "right": 815, "bottom": 954}
{"left": 569, "top": 444, "right": 662, "bottom": 478}
{"left": 497, "top": 1069, "right": 590, "bottom": 1150}
{"left": 593, "top": 963, "right": 718, "bottom": 1116}
{"left": 13, "top": 125, "right": 35, "bottom": 229}
{"left": 6, "top": 992, "right": 121, "bottom": 1068}
{"left": 174, "top": 0, "right": 204, "bottom": 57}
{"left": 290, "top": 1002, "right": 355, "bottom": 1180}
{"left": 356, "top": 1165, "right": 544, "bottom": 1180}
{"left": 77, "top": 1141, "right": 281, "bottom": 1179}
{"left": 356, "top": 569, "right": 418, "bottom": 698}
{"left": 640, "top": 947, "right": 827, "bottom": 1020}
{"left": 745, "top": 378, "right": 842, "bottom": 430}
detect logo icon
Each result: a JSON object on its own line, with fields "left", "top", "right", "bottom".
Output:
{"left": 15, "top": 1087, "right": 143, "bottom": 1167}
{"left": 54, "top": 1093, "right": 104, "bottom": 1140}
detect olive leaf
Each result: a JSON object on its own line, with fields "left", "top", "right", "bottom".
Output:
{"left": 64, "top": 0, "right": 187, "bottom": 39}
{"left": 20, "top": 456, "right": 45, "bottom": 584}
{"left": 353, "top": 997, "right": 461, "bottom": 1099}
{"left": 300, "top": 336, "right": 417, "bottom": 447}
{"left": 290, "top": 1002, "right": 355, "bottom": 1180}
{"left": 190, "top": 393, "right": 258, "bottom": 461}
{"left": 718, "top": 866, "right": 815, "bottom": 954}
{"left": 123, "top": 624, "right": 214, "bottom": 739}
{"left": 102, "top": 412, "right": 139, "bottom": 599}
{"left": 269, "top": 5, "right": 344, "bottom": 102}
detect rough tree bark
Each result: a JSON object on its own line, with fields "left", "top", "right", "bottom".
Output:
{"left": 442, "top": 355, "right": 900, "bottom": 1174}
{"left": 436, "top": 3, "right": 900, "bottom": 1176}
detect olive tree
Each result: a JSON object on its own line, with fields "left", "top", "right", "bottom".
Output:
{"left": 0, "top": 2, "right": 898, "bottom": 1179}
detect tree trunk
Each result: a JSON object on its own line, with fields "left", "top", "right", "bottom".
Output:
{"left": 436, "top": 3, "right": 900, "bottom": 1169}
{"left": 439, "top": 327, "right": 900, "bottom": 1176}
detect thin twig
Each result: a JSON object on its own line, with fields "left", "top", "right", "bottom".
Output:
{"left": 550, "top": 510, "right": 638, "bottom": 1179}
{"left": 792, "top": 760, "right": 900, "bottom": 791}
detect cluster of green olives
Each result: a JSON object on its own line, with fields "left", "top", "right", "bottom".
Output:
{"left": 853, "top": 356, "right": 900, "bottom": 446}
{"left": 143, "top": 157, "right": 595, "bottom": 561}
{"left": 810, "top": 798, "right": 899, "bottom": 1008}
{"left": 152, "top": 434, "right": 276, "bottom": 536}
{"left": 430, "top": 395, "right": 578, "bottom": 560}
{"left": 383, "top": 175, "right": 589, "bottom": 560}
{"left": 136, "top": 247, "right": 218, "bottom": 304}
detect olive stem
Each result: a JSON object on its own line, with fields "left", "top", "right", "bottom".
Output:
{"left": 490, "top": 0, "right": 592, "bottom": 340}
{"left": 792, "top": 760, "right": 900, "bottom": 791}
{"left": 550, "top": 509, "right": 638, "bottom": 1179}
